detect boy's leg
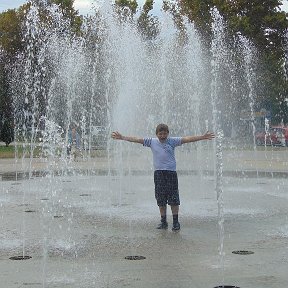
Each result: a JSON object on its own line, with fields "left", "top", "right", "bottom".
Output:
{"left": 171, "top": 205, "right": 179, "bottom": 215}
{"left": 159, "top": 205, "right": 167, "bottom": 223}
{"left": 159, "top": 205, "right": 167, "bottom": 217}
{"left": 157, "top": 205, "right": 168, "bottom": 229}
{"left": 154, "top": 170, "right": 168, "bottom": 229}
{"left": 171, "top": 205, "right": 180, "bottom": 231}
{"left": 167, "top": 171, "right": 180, "bottom": 231}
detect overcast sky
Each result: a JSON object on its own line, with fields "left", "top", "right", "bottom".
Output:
{"left": 0, "top": 0, "right": 288, "bottom": 15}
{"left": 0, "top": 0, "right": 162, "bottom": 15}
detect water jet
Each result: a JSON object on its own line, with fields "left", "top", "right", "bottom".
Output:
{"left": 0, "top": 1, "right": 287, "bottom": 288}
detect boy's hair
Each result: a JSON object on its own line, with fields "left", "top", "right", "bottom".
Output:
{"left": 156, "top": 124, "right": 169, "bottom": 134}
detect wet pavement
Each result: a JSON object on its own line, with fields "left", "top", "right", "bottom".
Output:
{"left": 1, "top": 146, "right": 288, "bottom": 178}
{"left": 0, "top": 148, "right": 288, "bottom": 288}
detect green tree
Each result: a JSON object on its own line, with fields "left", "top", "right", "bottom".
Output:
{"left": 0, "top": 9, "right": 23, "bottom": 56}
{"left": 0, "top": 57, "right": 13, "bottom": 137}
{"left": 179, "top": 0, "right": 288, "bottom": 50}
{"left": 0, "top": 1, "right": 82, "bottom": 57}
{"left": 137, "top": 0, "right": 160, "bottom": 40}
{"left": 115, "top": 0, "right": 138, "bottom": 13}
{"left": 0, "top": 119, "right": 14, "bottom": 146}
{"left": 114, "top": 0, "right": 138, "bottom": 22}
{"left": 176, "top": 0, "right": 213, "bottom": 42}
{"left": 178, "top": 0, "right": 288, "bottom": 124}
{"left": 51, "top": 0, "right": 82, "bottom": 33}
{"left": 0, "top": 0, "right": 83, "bottom": 140}
{"left": 222, "top": 0, "right": 288, "bottom": 124}
{"left": 114, "top": 0, "right": 160, "bottom": 39}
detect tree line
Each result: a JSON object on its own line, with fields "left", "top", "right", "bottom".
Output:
{"left": 0, "top": 0, "right": 288, "bottom": 146}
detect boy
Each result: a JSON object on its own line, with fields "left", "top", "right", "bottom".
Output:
{"left": 67, "top": 125, "right": 81, "bottom": 161}
{"left": 111, "top": 124, "right": 215, "bottom": 231}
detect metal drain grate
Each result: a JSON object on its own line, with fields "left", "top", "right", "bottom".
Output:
{"left": 232, "top": 250, "right": 254, "bottom": 255}
{"left": 9, "top": 256, "right": 32, "bottom": 260}
{"left": 24, "top": 210, "right": 36, "bottom": 213}
{"left": 214, "top": 286, "right": 240, "bottom": 288}
{"left": 79, "top": 194, "right": 91, "bottom": 196}
{"left": 125, "top": 256, "right": 146, "bottom": 260}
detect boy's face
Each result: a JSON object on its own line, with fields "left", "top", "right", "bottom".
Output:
{"left": 156, "top": 130, "right": 169, "bottom": 142}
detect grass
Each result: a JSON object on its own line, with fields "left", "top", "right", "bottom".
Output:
{"left": 0, "top": 144, "right": 107, "bottom": 159}
{"left": 0, "top": 144, "right": 42, "bottom": 158}
{"left": 1, "top": 142, "right": 286, "bottom": 159}
{"left": 0, "top": 145, "right": 16, "bottom": 158}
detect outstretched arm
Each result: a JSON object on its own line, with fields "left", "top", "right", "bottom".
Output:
{"left": 111, "top": 131, "right": 144, "bottom": 144}
{"left": 181, "top": 131, "right": 215, "bottom": 144}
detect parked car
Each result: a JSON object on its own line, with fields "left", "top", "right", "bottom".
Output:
{"left": 88, "top": 126, "right": 108, "bottom": 150}
{"left": 90, "top": 126, "right": 106, "bottom": 136}
{"left": 255, "top": 126, "right": 288, "bottom": 146}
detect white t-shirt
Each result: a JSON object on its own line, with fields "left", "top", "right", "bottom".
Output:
{"left": 143, "top": 137, "right": 182, "bottom": 171}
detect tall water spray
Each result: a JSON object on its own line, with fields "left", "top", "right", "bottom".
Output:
{"left": 210, "top": 7, "right": 257, "bottom": 286}
{"left": 10, "top": 1, "right": 260, "bottom": 287}
{"left": 13, "top": 2, "right": 236, "bottom": 162}
{"left": 210, "top": 8, "right": 226, "bottom": 286}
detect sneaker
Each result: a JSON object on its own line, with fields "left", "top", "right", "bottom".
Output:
{"left": 172, "top": 222, "right": 180, "bottom": 231}
{"left": 156, "top": 221, "right": 168, "bottom": 229}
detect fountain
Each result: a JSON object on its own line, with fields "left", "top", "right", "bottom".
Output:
{"left": 1, "top": 1, "right": 288, "bottom": 288}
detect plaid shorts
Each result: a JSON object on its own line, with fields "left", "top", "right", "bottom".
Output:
{"left": 154, "top": 170, "right": 180, "bottom": 207}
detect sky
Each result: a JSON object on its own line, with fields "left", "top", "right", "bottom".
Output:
{"left": 0, "top": 0, "right": 288, "bottom": 15}
{"left": 0, "top": 0, "right": 162, "bottom": 15}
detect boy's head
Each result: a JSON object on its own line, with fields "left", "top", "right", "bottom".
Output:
{"left": 156, "top": 123, "right": 169, "bottom": 135}
{"left": 156, "top": 124, "right": 169, "bottom": 142}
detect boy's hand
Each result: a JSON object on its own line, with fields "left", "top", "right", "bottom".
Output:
{"left": 203, "top": 131, "right": 215, "bottom": 140}
{"left": 111, "top": 131, "right": 123, "bottom": 140}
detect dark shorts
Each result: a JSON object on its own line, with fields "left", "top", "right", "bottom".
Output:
{"left": 154, "top": 170, "right": 180, "bottom": 207}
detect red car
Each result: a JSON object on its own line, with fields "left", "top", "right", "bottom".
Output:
{"left": 255, "top": 126, "right": 288, "bottom": 146}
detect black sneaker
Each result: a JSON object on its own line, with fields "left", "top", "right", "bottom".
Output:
{"left": 156, "top": 221, "right": 168, "bottom": 229}
{"left": 172, "top": 222, "right": 180, "bottom": 231}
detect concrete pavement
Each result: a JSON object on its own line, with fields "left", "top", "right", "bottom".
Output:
{"left": 0, "top": 147, "right": 288, "bottom": 288}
